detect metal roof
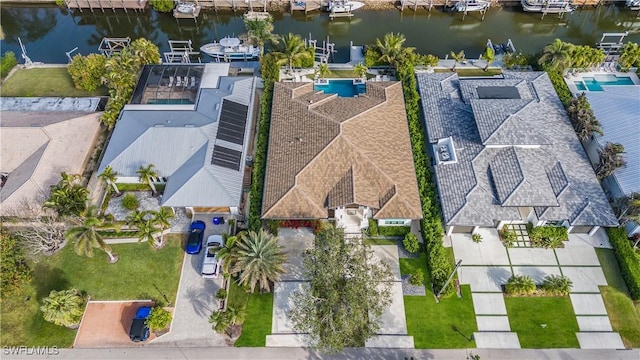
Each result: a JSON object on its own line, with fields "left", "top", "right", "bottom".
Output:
{"left": 584, "top": 85, "right": 640, "bottom": 195}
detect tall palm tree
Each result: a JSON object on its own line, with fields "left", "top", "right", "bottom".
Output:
{"left": 136, "top": 164, "right": 158, "bottom": 194}
{"left": 65, "top": 205, "right": 118, "bottom": 263}
{"left": 482, "top": 47, "right": 495, "bottom": 71}
{"left": 243, "top": 16, "right": 279, "bottom": 56}
{"left": 567, "top": 94, "right": 603, "bottom": 141}
{"left": 217, "top": 233, "right": 238, "bottom": 274}
{"left": 353, "top": 63, "right": 368, "bottom": 78}
{"left": 99, "top": 165, "right": 120, "bottom": 196}
{"left": 125, "top": 209, "right": 149, "bottom": 229}
{"left": 449, "top": 50, "right": 465, "bottom": 71}
{"left": 137, "top": 218, "right": 161, "bottom": 247}
{"left": 273, "top": 33, "right": 311, "bottom": 71}
{"left": 230, "top": 230, "right": 287, "bottom": 292}
{"left": 596, "top": 142, "right": 626, "bottom": 180}
{"left": 538, "top": 38, "right": 575, "bottom": 72}
{"left": 129, "top": 38, "right": 161, "bottom": 66}
{"left": 619, "top": 42, "right": 640, "bottom": 70}
{"left": 153, "top": 207, "right": 175, "bottom": 246}
{"left": 40, "top": 289, "right": 85, "bottom": 328}
{"left": 375, "top": 32, "right": 414, "bottom": 67}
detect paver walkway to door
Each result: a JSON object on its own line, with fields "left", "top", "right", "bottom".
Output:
{"left": 451, "top": 227, "right": 624, "bottom": 349}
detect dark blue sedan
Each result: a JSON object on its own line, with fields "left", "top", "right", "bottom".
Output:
{"left": 186, "top": 220, "right": 205, "bottom": 254}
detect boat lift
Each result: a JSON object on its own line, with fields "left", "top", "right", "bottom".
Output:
{"left": 306, "top": 34, "right": 336, "bottom": 64}
{"left": 98, "top": 37, "right": 130, "bottom": 58}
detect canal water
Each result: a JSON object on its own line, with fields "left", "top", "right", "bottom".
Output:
{"left": 1, "top": 4, "right": 640, "bottom": 64}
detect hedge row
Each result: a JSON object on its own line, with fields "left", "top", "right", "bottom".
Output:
{"left": 395, "top": 59, "right": 451, "bottom": 294}
{"left": 544, "top": 66, "right": 573, "bottom": 108}
{"left": 377, "top": 225, "right": 411, "bottom": 237}
{"left": 248, "top": 54, "right": 279, "bottom": 232}
{"left": 607, "top": 227, "right": 640, "bottom": 300}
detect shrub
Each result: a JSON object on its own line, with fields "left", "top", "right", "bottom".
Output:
{"left": 499, "top": 226, "right": 516, "bottom": 248}
{"left": 367, "top": 218, "right": 378, "bottom": 237}
{"left": 505, "top": 275, "right": 536, "bottom": 295}
{"left": 608, "top": 227, "right": 640, "bottom": 300}
{"left": 403, "top": 233, "right": 420, "bottom": 253}
{"left": 0, "top": 229, "right": 32, "bottom": 295}
{"left": 545, "top": 66, "right": 573, "bottom": 107}
{"left": 528, "top": 225, "right": 568, "bottom": 248}
{"left": 149, "top": 0, "right": 174, "bottom": 12}
{"left": 1, "top": 51, "right": 18, "bottom": 79}
{"left": 40, "top": 289, "right": 86, "bottom": 328}
{"left": 67, "top": 53, "right": 106, "bottom": 91}
{"left": 121, "top": 193, "right": 139, "bottom": 210}
{"left": 146, "top": 306, "right": 172, "bottom": 331}
{"left": 542, "top": 274, "right": 572, "bottom": 296}
{"left": 409, "top": 269, "right": 424, "bottom": 286}
{"left": 378, "top": 225, "right": 411, "bottom": 237}
{"left": 216, "top": 288, "right": 228, "bottom": 300}
{"left": 472, "top": 233, "right": 483, "bottom": 243}
{"left": 266, "top": 220, "right": 279, "bottom": 235}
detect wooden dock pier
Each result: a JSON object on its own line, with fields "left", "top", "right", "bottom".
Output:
{"left": 63, "top": 0, "right": 147, "bottom": 12}
{"left": 197, "top": 0, "right": 268, "bottom": 11}
{"left": 290, "top": 0, "right": 325, "bottom": 13}
{"left": 399, "top": 0, "right": 447, "bottom": 11}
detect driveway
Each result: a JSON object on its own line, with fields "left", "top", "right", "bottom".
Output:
{"left": 151, "top": 223, "right": 227, "bottom": 347}
{"left": 74, "top": 300, "right": 156, "bottom": 348}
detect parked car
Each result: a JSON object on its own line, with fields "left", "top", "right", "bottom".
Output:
{"left": 202, "top": 235, "right": 224, "bottom": 278}
{"left": 129, "top": 306, "right": 152, "bottom": 342}
{"left": 186, "top": 220, "right": 205, "bottom": 254}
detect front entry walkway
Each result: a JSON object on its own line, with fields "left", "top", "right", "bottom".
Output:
{"left": 451, "top": 228, "right": 624, "bottom": 350}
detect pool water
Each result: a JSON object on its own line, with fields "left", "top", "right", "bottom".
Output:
{"left": 314, "top": 79, "right": 366, "bottom": 97}
{"left": 574, "top": 75, "right": 634, "bottom": 92}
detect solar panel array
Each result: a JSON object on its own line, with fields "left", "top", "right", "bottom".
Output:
{"left": 217, "top": 100, "right": 248, "bottom": 145}
{"left": 211, "top": 145, "right": 243, "bottom": 171}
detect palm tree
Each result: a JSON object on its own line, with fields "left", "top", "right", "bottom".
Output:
{"left": 209, "top": 310, "right": 231, "bottom": 334}
{"left": 538, "top": 38, "right": 575, "bottom": 72}
{"left": 481, "top": 47, "right": 495, "bottom": 71}
{"left": 99, "top": 165, "right": 120, "bottom": 196}
{"left": 128, "top": 38, "right": 161, "bottom": 66}
{"left": 40, "top": 289, "right": 86, "bottom": 328}
{"left": 315, "top": 63, "right": 331, "bottom": 79}
{"left": 230, "top": 230, "right": 287, "bottom": 292}
{"left": 353, "top": 63, "right": 368, "bottom": 78}
{"left": 136, "top": 164, "right": 158, "bottom": 194}
{"left": 243, "top": 16, "right": 279, "bottom": 56}
{"left": 65, "top": 205, "right": 118, "bottom": 263}
{"left": 619, "top": 42, "right": 640, "bottom": 70}
{"left": 44, "top": 173, "right": 89, "bottom": 218}
{"left": 153, "top": 207, "right": 175, "bottom": 246}
{"left": 217, "top": 233, "right": 238, "bottom": 274}
{"left": 125, "top": 209, "right": 149, "bottom": 228}
{"left": 596, "top": 142, "right": 626, "bottom": 180}
{"left": 449, "top": 50, "right": 465, "bottom": 71}
{"left": 375, "top": 32, "right": 414, "bottom": 67}
{"left": 566, "top": 94, "right": 603, "bottom": 141}
{"left": 226, "top": 306, "right": 247, "bottom": 326}
{"left": 273, "top": 33, "right": 311, "bottom": 71}
{"left": 137, "top": 218, "right": 161, "bottom": 247}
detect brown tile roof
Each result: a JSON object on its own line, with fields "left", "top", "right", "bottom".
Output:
{"left": 262, "top": 81, "right": 422, "bottom": 220}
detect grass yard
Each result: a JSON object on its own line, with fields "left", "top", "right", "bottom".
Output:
{"left": 235, "top": 292, "right": 274, "bottom": 347}
{"left": 365, "top": 237, "right": 398, "bottom": 246}
{"left": 505, "top": 296, "right": 579, "bottom": 348}
{"left": 434, "top": 68, "right": 503, "bottom": 77}
{"left": 400, "top": 254, "right": 477, "bottom": 348}
{"left": 597, "top": 248, "right": 640, "bottom": 348}
{"left": 0, "top": 67, "right": 108, "bottom": 97}
{"left": 304, "top": 69, "right": 376, "bottom": 80}
{"left": 0, "top": 234, "right": 184, "bottom": 347}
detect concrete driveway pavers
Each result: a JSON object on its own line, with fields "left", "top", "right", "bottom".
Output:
{"left": 508, "top": 247, "right": 558, "bottom": 266}
{"left": 277, "top": 227, "right": 314, "bottom": 281}
{"left": 459, "top": 266, "right": 511, "bottom": 292}
{"left": 570, "top": 294, "right": 608, "bottom": 315}
{"left": 512, "top": 265, "right": 562, "bottom": 284}
{"left": 451, "top": 230, "right": 510, "bottom": 266}
{"left": 472, "top": 293, "right": 508, "bottom": 315}
{"left": 561, "top": 267, "right": 607, "bottom": 293}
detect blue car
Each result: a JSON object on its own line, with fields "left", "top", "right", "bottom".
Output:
{"left": 129, "top": 306, "right": 152, "bottom": 342}
{"left": 186, "top": 220, "right": 205, "bottom": 254}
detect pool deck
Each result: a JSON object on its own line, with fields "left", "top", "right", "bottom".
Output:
{"left": 565, "top": 71, "right": 640, "bottom": 94}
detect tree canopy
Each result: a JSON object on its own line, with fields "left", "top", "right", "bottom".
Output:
{"left": 290, "top": 225, "right": 393, "bottom": 352}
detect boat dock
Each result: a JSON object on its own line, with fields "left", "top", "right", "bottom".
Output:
{"left": 62, "top": 0, "right": 147, "bottom": 12}
{"left": 173, "top": 2, "right": 202, "bottom": 19}
{"left": 399, "top": 0, "right": 448, "bottom": 11}
{"left": 290, "top": 0, "right": 325, "bottom": 13}
{"left": 196, "top": 0, "right": 269, "bottom": 11}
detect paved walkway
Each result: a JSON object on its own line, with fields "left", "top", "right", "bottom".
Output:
{"left": 452, "top": 227, "right": 624, "bottom": 349}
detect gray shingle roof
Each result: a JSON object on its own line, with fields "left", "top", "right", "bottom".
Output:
{"left": 417, "top": 71, "right": 617, "bottom": 227}
{"left": 98, "top": 65, "right": 256, "bottom": 208}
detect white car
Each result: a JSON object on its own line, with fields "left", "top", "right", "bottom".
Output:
{"left": 202, "top": 235, "right": 223, "bottom": 278}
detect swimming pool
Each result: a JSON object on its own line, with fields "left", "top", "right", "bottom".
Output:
{"left": 573, "top": 75, "right": 634, "bottom": 92}
{"left": 314, "top": 79, "right": 366, "bottom": 97}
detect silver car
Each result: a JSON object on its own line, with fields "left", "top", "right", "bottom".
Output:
{"left": 202, "top": 235, "right": 223, "bottom": 278}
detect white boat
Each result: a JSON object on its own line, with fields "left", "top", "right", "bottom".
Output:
{"left": 175, "top": 3, "right": 197, "bottom": 14}
{"left": 454, "top": 0, "right": 490, "bottom": 12}
{"left": 199, "top": 37, "right": 260, "bottom": 62}
{"left": 521, "top": 0, "right": 575, "bottom": 13}
{"left": 326, "top": 0, "right": 365, "bottom": 13}
{"left": 627, "top": 0, "right": 640, "bottom": 10}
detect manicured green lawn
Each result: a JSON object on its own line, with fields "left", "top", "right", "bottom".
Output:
{"left": 235, "top": 292, "right": 274, "bottom": 347}
{"left": 0, "top": 67, "right": 108, "bottom": 97}
{"left": 401, "top": 253, "right": 477, "bottom": 348}
{"left": 434, "top": 68, "right": 503, "bottom": 77}
{"left": 304, "top": 69, "right": 376, "bottom": 79}
{"left": 365, "top": 237, "right": 398, "bottom": 246}
{"left": 505, "top": 296, "right": 579, "bottom": 348}
{"left": 597, "top": 248, "right": 640, "bottom": 348}
{"left": 0, "top": 234, "right": 184, "bottom": 347}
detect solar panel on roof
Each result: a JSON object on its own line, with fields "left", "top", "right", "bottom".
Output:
{"left": 211, "top": 145, "right": 243, "bottom": 171}
{"left": 217, "top": 99, "right": 248, "bottom": 145}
